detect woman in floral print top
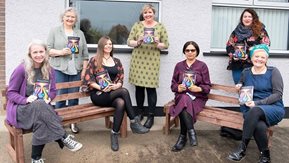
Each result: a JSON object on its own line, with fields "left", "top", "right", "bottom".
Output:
{"left": 83, "top": 36, "right": 149, "bottom": 152}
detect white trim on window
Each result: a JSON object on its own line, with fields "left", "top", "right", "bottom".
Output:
{"left": 254, "top": 0, "right": 289, "bottom": 8}
{"left": 213, "top": 0, "right": 253, "bottom": 5}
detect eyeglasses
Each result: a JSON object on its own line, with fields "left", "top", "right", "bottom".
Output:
{"left": 185, "top": 49, "right": 196, "bottom": 53}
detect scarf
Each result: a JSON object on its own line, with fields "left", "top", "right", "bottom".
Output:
{"left": 234, "top": 23, "right": 253, "bottom": 42}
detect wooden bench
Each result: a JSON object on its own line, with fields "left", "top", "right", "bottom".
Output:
{"left": 1, "top": 81, "right": 127, "bottom": 163}
{"left": 163, "top": 83, "right": 273, "bottom": 144}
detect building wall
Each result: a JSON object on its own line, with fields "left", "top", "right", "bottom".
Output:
{"left": 4, "top": 0, "right": 289, "bottom": 108}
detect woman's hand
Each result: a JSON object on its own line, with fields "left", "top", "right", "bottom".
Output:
{"left": 245, "top": 101, "right": 255, "bottom": 108}
{"left": 236, "top": 84, "right": 242, "bottom": 90}
{"left": 44, "top": 98, "right": 51, "bottom": 104}
{"left": 103, "top": 83, "right": 122, "bottom": 92}
{"left": 178, "top": 84, "right": 186, "bottom": 93}
{"left": 27, "top": 95, "right": 37, "bottom": 103}
{"left": 188, "top": 85, "right": 202, "bottom": 92}
{"left": 61, "top": 48, "right": 72, "bottom": 56}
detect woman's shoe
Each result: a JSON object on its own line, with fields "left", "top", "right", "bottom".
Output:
{"left": 144, "top": 113, "right": 154, "bottom": 128}
{"left": 130, "top": 118, "right": 149, "bottom": 134}
{"left": 171, "top": 134, "right": 187, "bottom": 152}
{"left": 259, "top": 150, "right": 270, "bottom": 163}
{"left": 110, "top": 131, "right": 119, "bottom": 151}
{"left": 188, "top": 129, "right": 198, "bottom": 146}
{"left": 70, "top": 123, "right": 79, "bottom": 134}
{"left": 227, "top": 142, "right": 247, "bottom": 161}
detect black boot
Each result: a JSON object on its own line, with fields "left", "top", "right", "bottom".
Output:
{"left": 130, "top": 118, "right": 149, "bottom": 134}
{"left": 259, "top": 150, "right": 270, "bottom": 163}
{"left": 171, "top": 134, "right": 187, "bottom": 152}
{"left": 110, "top": 131, "right": 119, "bottom": 151}
{"left": 144, "top": 113, "right": 154, "bottom": 129}
{"left": 227, "top": 142, "right": 247, "bottom": 161}
{"left": 188, "top": 129, "right": 198, "bottom": 146}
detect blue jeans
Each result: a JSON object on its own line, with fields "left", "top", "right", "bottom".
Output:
{"left": 232, "top": 69, "right": 243, "bottom": 84}
{"left": 55, "top": 70, "right": 81, "bottom": 109}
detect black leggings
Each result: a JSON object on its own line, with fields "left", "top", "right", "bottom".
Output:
{"left": 179, "top": 109, "right": 194, "bottom": 135}
{"left": 135, "top": 86, "right": 157, "bottom": 114}
{"left": 242, "top": 107, "right": 268, "bottom": 151}
{"left": 90, "top": 88, "right": 136, "bottom": 132}
{"left": 31, "top": 144, "right": 45, "bottom": 160}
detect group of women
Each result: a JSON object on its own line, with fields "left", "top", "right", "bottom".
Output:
{"left": 5, "top": 4, "right": 284, "bottom": 163}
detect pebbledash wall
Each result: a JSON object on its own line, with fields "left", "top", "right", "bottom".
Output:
{"left": 4, "top": 1, "right": 289, "bottom": 114}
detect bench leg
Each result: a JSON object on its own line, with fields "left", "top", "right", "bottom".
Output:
{"left": 120, "top": 113, "right": 127, "bottom": 138}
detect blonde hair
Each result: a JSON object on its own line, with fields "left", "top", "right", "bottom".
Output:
{"left": 60, "top": 7, "right": 78, "bottom": 23}
{"left": 24, "top": 39, "right": 51, "bottom": 85}
{"left": 141, "top": 4, "right": 156, "bottom": 14}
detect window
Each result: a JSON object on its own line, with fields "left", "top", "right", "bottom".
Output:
{"left": 69, "top": 0, "right": 160, "bottom": 46}
{"left": 212, "top": 0, "right": 289, "bottom": 53}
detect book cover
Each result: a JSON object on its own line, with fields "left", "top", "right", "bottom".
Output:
{"left": 143, "top": 28, "right": 155, "bottom": 44}
{"left": 233, "top": 43, "right": 246, "bottom": 59}
{"left": 182, "top": 71, "right": 196, "bottom": 88}
{"left": 67, "top": 36, "right": 80, "bottom": 54}
{"left": 95, "top": 70, "right": 112, "bottom": 90}
{"left": 239, "top": 86, "right": 254, "bottom": 105}
{"left": 33, "top": 79, "right": 50, "bottom": 101}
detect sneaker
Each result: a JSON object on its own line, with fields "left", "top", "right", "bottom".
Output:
{"left": 70, "top": 123, "right": 79, "bottom": 134}
{"left": 61, "top": 134, "right": 83, "bottom": 152}
{"left": 31, "top": 158, "right": 45, "bottom": 163}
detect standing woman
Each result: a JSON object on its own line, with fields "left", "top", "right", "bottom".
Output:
{"left": 228, "top": 44, "right": 285, "bottom": 162}
{"left": 83, "top": 36, "right": 148, "bottom": 151}
{"left": 223, "top": 8, "right": 270, "bottom": 139}
{"left": 47, "top": 7, "right": 89, "bottom": 133}
{"left": 6, "top": 40, "right": 82, "bottom": 163}
{"left": 169, "top": 41, "right": 211, "bottom": 152}
{"left": 127, "top": 4, "right": 169, "bottom": 128}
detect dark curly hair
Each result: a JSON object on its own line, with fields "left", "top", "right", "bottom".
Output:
{"left": 240, "top": 8, "right": 263, "bottom": 38}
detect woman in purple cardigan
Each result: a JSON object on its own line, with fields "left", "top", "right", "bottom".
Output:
{"left": 6, "top": 40, "right": 82, "bottom": 163}
{"left": 169, "top": 41, "right": 211, "bottom": 152}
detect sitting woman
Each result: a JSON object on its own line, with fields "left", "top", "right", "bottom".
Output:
{"left": 169, "top": 41, "right": 211, "bottom": 152}
{"left": 227, "top": 44, "right": 285, "bottom": 163}
{"left": 6, "top": 40, "right": 82, "bottom": 163}
{"left": 83, "top": 36, "right": 149, "bottom": 152}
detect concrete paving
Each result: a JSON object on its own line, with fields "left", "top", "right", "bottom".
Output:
{"left": 1, "top": 116, "right": 289, "bottom": 163}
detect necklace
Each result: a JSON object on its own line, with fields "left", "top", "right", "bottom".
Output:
{"left": 103, "top": 56, "right": 111, "bottom": 60}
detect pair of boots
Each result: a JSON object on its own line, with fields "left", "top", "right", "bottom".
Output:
{"left": 228, "top": 142, "right": 270, "bottom": 163}
{"left": 111, "top": 117, "right": 149, "bottom": 151}
{"left": 137, "top": 112, "right": 154, "bottom": 129}
{"left": 171, "top": 129, "right": 197, "bottom": 152}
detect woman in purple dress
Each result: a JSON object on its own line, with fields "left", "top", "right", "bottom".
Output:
{"left": 169, "top": 41, "right": 211, "bottom": 152}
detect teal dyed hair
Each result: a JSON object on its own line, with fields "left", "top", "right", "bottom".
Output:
{"left": 249, "top": 44, "right": 269, "bottom": 58}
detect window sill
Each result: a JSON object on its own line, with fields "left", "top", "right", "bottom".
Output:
{"left": 88, "top": 44, "right": 168, "bottom": 54}
{"left": 204, "top": 51, "right": 289, "bottom": 58}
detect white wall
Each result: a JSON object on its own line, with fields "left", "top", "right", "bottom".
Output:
{"left": 6, "top": 0, "right": 289, "bottom": 107}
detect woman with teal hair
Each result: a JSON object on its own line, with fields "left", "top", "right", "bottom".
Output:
{"left": 228, "top": 44, "right": 285, "bottom": 163}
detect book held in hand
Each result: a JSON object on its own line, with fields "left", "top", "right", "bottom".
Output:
{"left": 95, "top": 70, "right": 112, "bottom": 90}
{"left": 33, "top": 79, "right": 50, "bottom": 101}
{"left": 239, "top": 86, "right": 254, "bottom": 105}
{"left": 233, "top": 43, "right": 246, "bottom": 59}
{"left": 67, "top": 36, "right": 80, "bottom": 54}
{"left": 182, "top": 70, "right": 196, "bottom": 88}
{"left": 143, "top": 28, "right": 155, "bottom": 44}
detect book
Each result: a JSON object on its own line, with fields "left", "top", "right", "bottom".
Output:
{"left": 95, "top": 70, "right": 112, "bottom": 90}
{"left": 239, "top": 86, "right": 254, "bottom": 105}
{"left": 67, "top": 36, "right": 80, "bottom": 54}
{"left": 233, "top": 43, "right": 246, "bottom": 59}
{"left": 182, "top": 70, "right": 196, "bottom": 88}
{"left": 143, "top": 28, "right": 155, "bottom": 44}
{"left": 33, "top": 79, "right": 50, "bottom": 101}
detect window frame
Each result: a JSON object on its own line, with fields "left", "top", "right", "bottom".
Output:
{"left": 68, "top": 0, "right": 163, "bottom": 51}
{"left": 211, "top": 0, "right": 289, "bottom": 56}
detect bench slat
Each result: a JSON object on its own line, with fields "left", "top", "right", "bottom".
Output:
{"left": 197, "top": 116, "right": 243, "bottom": 130}
{"left": 55, "top": 103, "right": 95, "bottom": 114}
{"left": 52, "top": 92, "right": 89, "bottom": 102}
{"left": 55, "top": 81, "right": 82, "bottom": 89}
{"left": 57, "top": 106, "right": 114, "bottom": 117}
{"left": 208, "top": 93, "right": 239, "bottom": 104}
{"left": 211, "top": 83, "right": 239, "bottom": 93}
{"left": 61, "top": 108, "right": 115, "bottom": 121}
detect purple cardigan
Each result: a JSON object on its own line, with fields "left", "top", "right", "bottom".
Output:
{"left": 6, "top": 63, "right": 56, "bottom": 128}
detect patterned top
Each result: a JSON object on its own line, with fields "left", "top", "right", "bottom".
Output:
{"left": 127, "top": 22, "right": 169, "bottom": 88}
{"left": 226, "top": 25, "right": 270, "bottom": 70}
{"left": 83, "top": 56, "right": 124, "bottom": 91}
